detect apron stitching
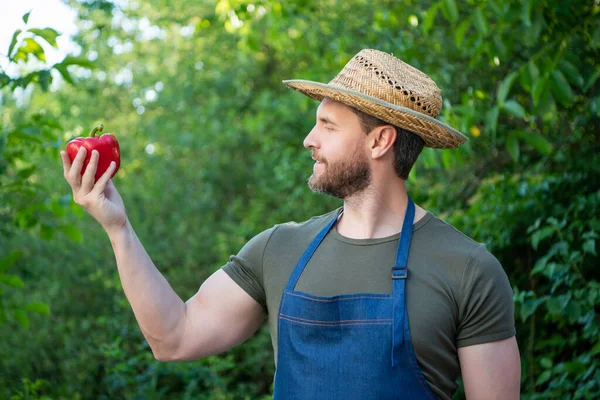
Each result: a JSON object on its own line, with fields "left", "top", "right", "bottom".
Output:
{"left": 280, "top": 313, "right": 392, "bottom": 323}
{"left": 285, "top": 292, "right": 393, "bottom": 302}
{"left": 280, "top": 316, "right": 392, "bottom": 327}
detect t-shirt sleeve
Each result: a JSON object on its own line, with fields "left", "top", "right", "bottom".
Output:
{"left": 221, "top": 226, "right": 277, "bottom": 313}
{"left": 456, "top": 244, "right": 516, "bottom": 348}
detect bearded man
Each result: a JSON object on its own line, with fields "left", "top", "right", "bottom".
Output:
{"left": 61, "top": 49, "right": 520, "bottom": 399}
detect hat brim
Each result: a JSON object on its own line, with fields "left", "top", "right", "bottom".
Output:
{"left": 283, "top": 79, "right": 468, "bottom": 149}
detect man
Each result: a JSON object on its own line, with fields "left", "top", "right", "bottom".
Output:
{"left": 60, "top": 49, "right": 520, "bottom": 399}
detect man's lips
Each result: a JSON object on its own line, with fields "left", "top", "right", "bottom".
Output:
{"left": 311, "top": 153, "right": 325, "bottom": 164}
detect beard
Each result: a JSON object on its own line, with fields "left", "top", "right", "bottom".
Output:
{"left": 308, "top": 148, "right": 371, "bottom": 199}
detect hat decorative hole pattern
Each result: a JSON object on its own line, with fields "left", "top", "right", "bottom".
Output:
{"left": 354, "top": 55, "right": 434, "bottom": 116}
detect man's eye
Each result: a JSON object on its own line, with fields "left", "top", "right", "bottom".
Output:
{"left": 325, "top": 125, "right": 335, "bottom": 131}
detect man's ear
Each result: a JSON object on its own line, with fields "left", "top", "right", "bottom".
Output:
{"left": 369, "top": 125, "right": 396, "bottom": 159}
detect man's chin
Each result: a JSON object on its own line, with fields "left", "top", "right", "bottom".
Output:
{"left": 307, "top": 176, "right": 321, "bottom": 193}
{"left": 307, "top": 178, "right": 343, "bottom": 199}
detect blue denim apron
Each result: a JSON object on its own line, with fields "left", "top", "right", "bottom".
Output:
{"left": 273, "top": 198, "right": 436, "bottom": 399}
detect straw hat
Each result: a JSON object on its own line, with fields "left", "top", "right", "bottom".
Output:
{"left": 283, "top": 49, "right": 468, "bottom": 149}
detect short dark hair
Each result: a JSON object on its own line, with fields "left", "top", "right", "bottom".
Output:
{"left": 349, "top": 107, "right": 425, "bottom": 180}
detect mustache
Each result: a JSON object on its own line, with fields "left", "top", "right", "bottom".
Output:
{"left": 310, "top": 151, "right": 326, "bottom": 163}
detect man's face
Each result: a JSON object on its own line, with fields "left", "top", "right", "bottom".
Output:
{"left": 303, "top": 98, "right": 371, "bottom": 199}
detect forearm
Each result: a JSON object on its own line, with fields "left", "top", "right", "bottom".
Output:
{"left": 107, "top": 220, "right": 186, "bottom": 358}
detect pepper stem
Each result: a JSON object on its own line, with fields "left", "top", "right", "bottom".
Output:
{"left": 89, "top": 124, "right": 104, "bottom": 138}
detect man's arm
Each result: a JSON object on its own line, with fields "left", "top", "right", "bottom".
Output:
{"left": 164, "top": 269, "right": 266, "bottom": 361}
{"left": 109, "top": 222, "right": 265, "bottom": 362}
{"left": 458, "top": 336, "right": 521, "bottom": 400}
{"left": 62, "top": 148, "right": 265, "bottom": 362}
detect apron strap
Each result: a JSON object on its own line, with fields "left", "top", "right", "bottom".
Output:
{"left": 285, "top": 208, "right": 342, "bottom": 291}
{"left": 391, "top": 197, "right": 415, "bottom": 367}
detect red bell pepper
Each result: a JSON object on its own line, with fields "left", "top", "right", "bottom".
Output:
{"left": 66, "top": 124, "right": 120, "bottom": 182}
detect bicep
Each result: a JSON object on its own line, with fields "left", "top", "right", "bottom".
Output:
{"left": 458, "top": 336, "right": 521, "bottom": 400}
{"left": 169, "top": 269, "right": 266, "bottom": 361}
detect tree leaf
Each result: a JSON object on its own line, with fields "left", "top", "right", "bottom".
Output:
{"left": 23, "top": 302, "right": 50, "bottom": 315}
{"left": 9, "top": 128, "right": 44, "bottom": 143}
{"left": 442, "top": 0, "right": 459, "bottom": 24}
{"left": 523, "top": 12, "right": 545, "bottom": 47}
{"left": 0, "top": 251, "right": 22, "bottom": 273}
{"left": 60, "top": 56, "right": 95, "bottom": 69}
{"left": 12, "top": 50, "right": 28, "bottom": 63}
{"left": 19, "top": 38, "right": 45, "bottom": 62}
{"left": 38, "top": 70, "right": 51, "bottom": 92}
{"left": 583, "top": 67, "right": 600, "bottom": 93}
{"left": 520, "top": 298, "right": 542, "bottom": 322}
{"left": 472, "top": 8, "right": 488, "bottom": 37}
{"left": 531, "top": 226, "right": 555, "bottom": 250}
{"left": 454, "top": 18, "right": 471, "bottom": 47}
{"left": 502, "top": 100, "right": 526, "bottom": 118}
{"left": 540, "top": 357, "right": 553, "bottom": 369}
{"left": 550, "top": 70, "right": 574, "bottom": 105}
{"left": 485, "top": 106, "right": 499, "bottom": 136}
{"left": 487, "top": 0, "right": 504, "bottom": 17}
{"left": 17, "top": 166, "right": 36, "bottom": 179}
{"left": 22, "top": 10, "right": 32, "bottom": 24}
{"left": 28, "top": 28, "right": 60, "bottom": 48}
{"left": 528, "top": 61, "right": 539, "bottom": 82}
{"left": 536, "top": 370, "right": 552, "bottom": 386}
{"left": 516, "top": 132, "right": 552, "bottom": 155}
{"left": 531, "top": 77, "right": 547, "bottom": 107}
{"left": 558, "top": 60, "right": 584, "bottom": 88}
{"left": 58, "top": 225, "right": 83, "bottom": 243}
{"left": 14, "top": 310, "right": 30, "bottom": 329}
{"left": 497, "top": 71, "right": 518, "bottom": 106}
{"left": 583, "top": 239, "right": 597, "bottom": 256}
{"left": 423, "top": 3, "right": 440, "bottom": 35}
{"left": 0, "top": 274, "right": 24, "bottom": 288}
{"left": 8, "top": 29, "right": 21, "bottom": 59}
{"left": 0, "top": 72, "right": 10, "bottom": 89}
{"left": 520, "top": 0, "right": 533, "bottom": 26}
{"left": 506, "top": 133, "right": 519, "bottom": 161}
{"left": 54, "top": 64, "right": 74, "bottom": 85}
{"left": 492, "top": 35, "right": 507, "bottom": 59}
{"left": 520, "top": 61, "right": 539, "bottom": 92}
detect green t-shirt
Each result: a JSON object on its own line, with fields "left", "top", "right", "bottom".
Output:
{"left": 222, "top": 208, "right": 516, "bottom": 400}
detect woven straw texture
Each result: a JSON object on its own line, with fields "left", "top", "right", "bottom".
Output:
{"left": 283, "top": 49, "right": 468, "bottom": 149}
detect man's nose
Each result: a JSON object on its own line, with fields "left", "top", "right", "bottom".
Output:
{"left": 303, "top": 127, "right": 318, "bottom": 149}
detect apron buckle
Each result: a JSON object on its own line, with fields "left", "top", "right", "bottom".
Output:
{"left": 392, "top": 266, "right": 407, "bottom": 279}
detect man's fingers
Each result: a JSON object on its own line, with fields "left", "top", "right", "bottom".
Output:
{"left": 81, "top": 150, "right": 99, "bottom": 194}
{"left": 60, "top": 151, "right": 71, "bottom": 177}
{"left": 68, "top": 147, "right": 87, "bottom": 186}
{"left": 91, "top": 161, "right": 116, "bottom": 197}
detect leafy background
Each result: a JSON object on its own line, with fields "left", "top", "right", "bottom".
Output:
{"left": 0, "top": 0, "right": 599, "bottom": 398}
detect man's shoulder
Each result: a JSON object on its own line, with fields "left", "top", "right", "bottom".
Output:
{"left": 415, "top": 212, "right": 494, "bottom": 265}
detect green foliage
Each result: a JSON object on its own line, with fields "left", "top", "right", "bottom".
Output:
{"left": 9, "top": 378, "right": 53, "bottom": 400}
{"left": 0, "top": 0, "right": 598, "bottom": 398}
{"left": 0, "top": 12, "right": 85, "bottom": 331}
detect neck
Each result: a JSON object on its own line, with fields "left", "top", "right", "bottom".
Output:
{"left": 337, "top": 175, "right": 426, "bottom": 240}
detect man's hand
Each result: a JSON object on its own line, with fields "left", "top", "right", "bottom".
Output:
{"left": 458, "top": 336, "right": 521, "bottom": 399}
{"left": 61, "top": 146, "right": 127, "bottom": 235}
